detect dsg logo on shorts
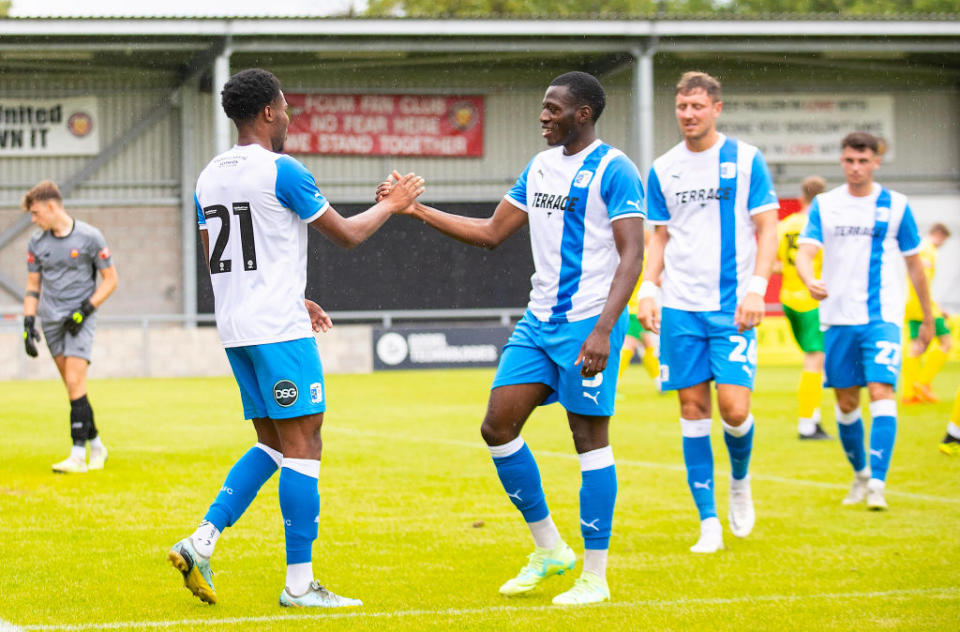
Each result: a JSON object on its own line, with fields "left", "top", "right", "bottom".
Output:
{"left": 273, "top": 379, "right": 299, "bottom": 407}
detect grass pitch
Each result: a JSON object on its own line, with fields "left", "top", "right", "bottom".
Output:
{"left": 1, "top": 365, "right": 958, "bottom": 631}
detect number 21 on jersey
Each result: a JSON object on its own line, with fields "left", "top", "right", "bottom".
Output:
{"left": 204, "top": 202, "right": 258, "bottom": 274}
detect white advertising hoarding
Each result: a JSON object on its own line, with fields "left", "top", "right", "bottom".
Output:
{"left": 0, "top": 97, "right": 100, "bottom": 156}
{"left": 717, "top": 94, "right": 894, "bottom": 163}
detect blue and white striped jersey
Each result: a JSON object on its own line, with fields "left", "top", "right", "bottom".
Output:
{"left": 196, "top": 143, "right": 328, "bottom": 347}
{"left": 505, "top": 139, "right": 645, "bottom": 323}
{"left": 799, "top": 183, "right": 921, "bottom": 326}
{"left": 647, "top": 134, "right": 779, "bottom": 312}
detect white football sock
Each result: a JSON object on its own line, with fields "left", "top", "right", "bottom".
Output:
{"left": 528, "top": 515, "right": 561, "bottom": 550}
{"left": 190, "top": 520, "right": 220, "bottom": 558}
{"left": 947, "top": 422, "right": 960, "bottom": 440}
{"left": 89, "top": 436, "right": 104, "bottom": 450}
{"left": 286, "top": 562, "right": 313, "bottom": 596}
{"left": 70, "top": 445, "right": 85, "bottom": 460}
{"left": 582, "top": 549, "right": 608, "bottom": 579}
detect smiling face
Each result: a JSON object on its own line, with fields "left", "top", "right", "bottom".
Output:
{"left": 540, "top": 84, "right": 589, "bottom": 149}
{"left": 840, "top": 146, "right": 879, "bottom": 190}
{"left": 675, "top": 88, "right": 722, "bottom": 146}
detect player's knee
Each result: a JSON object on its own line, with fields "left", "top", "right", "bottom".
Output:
{"left": 680, "top": 401, "right": 709, "bottom": 420}
{"left": 867, "top": 382, "right": 895, "bottom": 402}
{"left": 719, "top": 405, "right": 750, "bottom": 426}
{"left": 480, "top": 418, "right": 519, "bottom": 447}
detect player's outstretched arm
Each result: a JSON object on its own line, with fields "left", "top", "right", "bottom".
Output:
{"left": 735, "top": 209, "right": 778, "bottom": 333}
{"left": 576, "top": 217, "right": 645, "bottom": 378}
{"left": 637, "top": 225, "right": 667, "bottom": 334}
{"left": 905, "top": 253, "right": 935, "bottom": 353}
{"left": 795, "top": 243, "right": 826, "bottom": 301}
{"left": 409, "top": 197, "right": 528, "bottom": 250}
{"left": 311, "top": 173, "right": 424, "bottom": 250}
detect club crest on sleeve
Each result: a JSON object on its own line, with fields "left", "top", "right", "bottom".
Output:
{"left": 273, "top": 380, "right": 299, "bottom": 407}
{"left": 98, "top": 247, "right": 111, "bottom": 260}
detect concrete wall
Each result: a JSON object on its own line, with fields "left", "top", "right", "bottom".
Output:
{"left": 0, "top": 323, "right": 374, "bottom": 380}
{"left": 0, "top": 205, "right": 183, "bottom": 316}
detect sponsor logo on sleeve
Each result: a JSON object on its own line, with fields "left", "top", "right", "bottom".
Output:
{"left": 98, "top": 247, "right": 111, "bottom": 260}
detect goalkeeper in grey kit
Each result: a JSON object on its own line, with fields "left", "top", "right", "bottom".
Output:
{"left": 21, "top": 180, "right": 118, "bottom": 474}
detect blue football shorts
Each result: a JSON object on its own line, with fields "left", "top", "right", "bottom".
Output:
{"left": 658, "top": 307, "right": 757, "bottom": 391}
{"left": 823, "top": 321, "right": 902, "bottom": 388}
{"left": 225, "top": 337, "right": 326, "bottom": 420}
{"left": 491, "top": 308, "right": 628, "bottom": 417}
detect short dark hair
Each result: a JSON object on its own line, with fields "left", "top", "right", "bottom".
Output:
{"left": 841, "top": 131, "right": 879, "bottom": 154}
{"left": 22, "top": 180, "right": 62, "bottom": 211}
{"left": 549, "top": 71, "right": 606, "bottom": 122}
{"left": 221, "top": 68, "right": 282, "bottom": 124}
{"left": 676, "top": 71, "right": 722, "bottom": 102}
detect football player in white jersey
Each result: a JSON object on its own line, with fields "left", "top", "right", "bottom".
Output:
{"left": 796, "top": 131, "right": 933, "bottom": 511}
{"left": 378, "top": 71, "right": 644, "bottom": 605}
{"left": 168, "top": 68, "right": 423, "bottom": 608}
{"left": 638, "top": 71, "right": 779, "bottom": 554}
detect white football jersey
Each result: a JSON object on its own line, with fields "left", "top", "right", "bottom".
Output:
{"left": 196, "top": 144, "right": 328, "bottom": 347}
{"left": 799, "top": 183, "right": 921, "bottom": 326}
{"left": 505, "top": 139, "right": 645, "bottom": 322}
{"left": 647, "top": 134, "right": 779, "bottom": 312}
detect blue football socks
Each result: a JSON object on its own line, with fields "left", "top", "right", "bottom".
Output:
{"left": 681, "top": 418, "right": 717, "bottom": 521}
{"left": 279, "top": 459, "right": 321, "bottom": 565}
{"left": 836, "top": 405, "right": 867, "bottom": 473}
{"left": 868, "top": 400, "right": 898, "bottom": 482}
{"left": 204, "top": 443, "right": 282, "bottom": 532}
{"left": 722, "top": 414, "right": 754, "bottom": 481}
{"left": 488, "top": 436, "right": 549, "bottom": 523}
{"left": 578, "top": 446, "right": 617, "bottom": 550}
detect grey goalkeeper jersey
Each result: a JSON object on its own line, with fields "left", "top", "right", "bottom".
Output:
{"left": 27, "top": 219, "right": 113, "bottom": 321}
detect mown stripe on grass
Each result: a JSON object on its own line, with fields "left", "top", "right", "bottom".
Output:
{"left": 17, "top": 586, "right": 959, "bottom": 630}
{"left": 328, "top": 427, "right": 960, "bottom": 504}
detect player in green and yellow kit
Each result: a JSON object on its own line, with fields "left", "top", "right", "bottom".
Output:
{"left": 776, "top": 176, "right": 829, "bottom": 439}
{"left": 901, "top": 223, "right": 951, "bottom": 405}
{"left": 617, "top": 229, "right": 660, "bottom": 396}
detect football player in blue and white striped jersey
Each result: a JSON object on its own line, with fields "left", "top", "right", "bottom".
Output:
{"left": 168, "top": 68, "right": 423, "bottom": 609}
{"left": 639, "top": 71, "right": 779, "bottom": 554}
{"left": 379, "top": 71, "right": 644, "bottom": 605}
{"left": 796, "top": 131, "right": 933, "bottom": 511}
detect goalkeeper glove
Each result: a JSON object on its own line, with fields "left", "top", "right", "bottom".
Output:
{"left": 23, "top": 316, "right": 41, "bottom": 358}
{"left": 64, "top": 299, "right": 95, "bottom": 335}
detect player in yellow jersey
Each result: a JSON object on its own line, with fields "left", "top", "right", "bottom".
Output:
{"left": 941, "top": 386, "right": 960, "bottom": 455}
{"left": 901, "top": 224, "right": 951, "bottom": 404}
{"left": 617, "top": 230, "right": 660, "bottom": 396}
{"left": 776, "top": 176, "right": 829, "bottom": 439}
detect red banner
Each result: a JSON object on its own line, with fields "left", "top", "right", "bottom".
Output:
{"left": 284, "top": 94, "right": 483, "bottom": 157}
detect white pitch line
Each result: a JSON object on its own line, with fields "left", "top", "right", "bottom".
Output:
{"left": 329, "top": 427, "right": 960, "bottom": 505}
{"left": 1, "top": 620, "right": 25, "bottom": 632}
{"left": 16, "top": 586, "right": 960, "bottom": 631}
